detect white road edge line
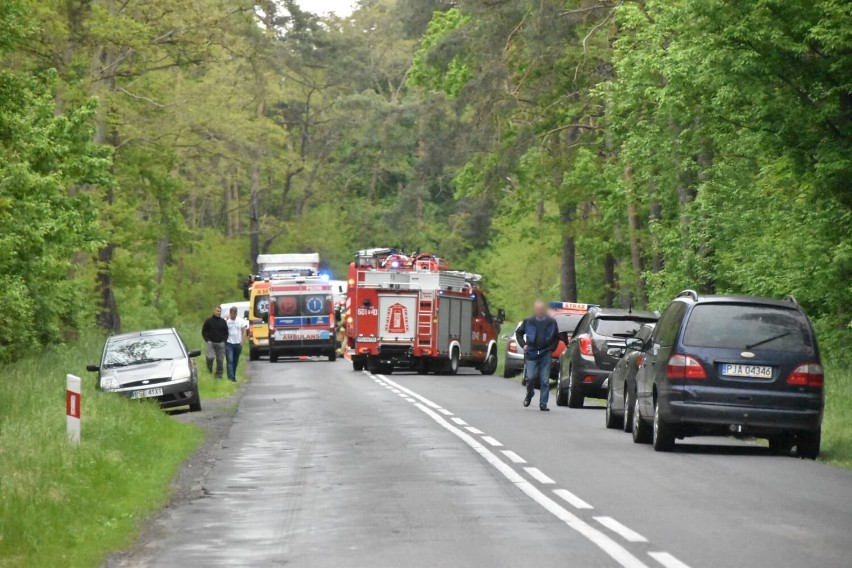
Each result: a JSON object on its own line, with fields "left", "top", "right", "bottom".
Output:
{"left": 524, "top": 467, "right": 555, "bottom": 484}
{"left": 376, "top": 374, "right": 443, "bottom": 410}
{"left": 553, "top": 488, "right": 593, "bottom": 510}
{"left": 481, "top": 436, "right": 503, "bottom": 447}
{"left": 501, "top": 450, "right": 526, "bottom": 464}
{"left": 594, "top": 517, "right": 648, "bottom": 543}
{"left": 374, "top": 376, "right": 650, "bottom": 568}
{"left": 648, "top": 552, "right": 691, "bottom": 568}
{"left": 465, "top": 426, "right": 484, "bottom": 435}
{"left": 451, "top": 417, "right": 468, "bottom": 426}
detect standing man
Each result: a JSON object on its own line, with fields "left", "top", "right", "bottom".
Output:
{"left": 516, "top": 300, "right": 559, "bottom": 411}
{"left": 225, "top": 306, "right": 249, "bottom": 382}
{"left": 201, "top": 306, "right": 228, "bottom": 379}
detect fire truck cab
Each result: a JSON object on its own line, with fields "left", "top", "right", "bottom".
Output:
{"left": 345, "top": 249, "right": 503, "bottom": 375}
{"left": 265, "top": 276, "right": 337, "bottom": 363}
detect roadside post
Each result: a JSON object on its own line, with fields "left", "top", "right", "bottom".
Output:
{"left": 66, "top": 374, "right": 81, "bottom": 445}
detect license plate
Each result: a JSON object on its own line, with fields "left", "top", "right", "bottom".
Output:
{"left": 131, "top": 387, "right": 164, "bottom": 399}
{"left": 720, "top": 364, "right": 773, "bottom": 379}
{"left": 257, "top": 339, "right": 269, "bottom": 346}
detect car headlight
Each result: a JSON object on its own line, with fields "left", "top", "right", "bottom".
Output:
{"left": 171, "top": 363, "right": 192, "bottom": 382}
{"left": 100, "top": 376, "right": 120, "bottom": 391}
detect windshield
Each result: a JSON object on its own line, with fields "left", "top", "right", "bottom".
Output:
{"left": 554, "top": 314, "right": 584, "bottom": 334}
{"left": 593, "top": 317, "right": 656, "bottom": 338}
{"left": 683, "top": 304, "right": 814, "bottom": 353}
{"left": 103, "top": 333, "right": 184, "bottom": 368}
{"left": 272, "top": 294, "right": 332, "bottom": 317}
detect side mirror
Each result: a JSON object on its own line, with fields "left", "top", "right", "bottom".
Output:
{"left": 625, "top": 337, "right": 644, "bottom": 351}
{"left": 244, "top": 310, "right": 249, "bottom": 319}
{"left": 86, "top": 364, "right": 100, "bottom": 372}
{"left": 496, "top": 308, "right": 506, "bottom": 324}
{"left": 187, "top": 349, "right": 202, "bottom": 358}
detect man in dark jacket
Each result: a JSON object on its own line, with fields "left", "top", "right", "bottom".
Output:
{"left": 201, "top": 306, "right": 229, "bottom": 379}
{"left": 516, "top": 300, "right": 559, "bottom": 411}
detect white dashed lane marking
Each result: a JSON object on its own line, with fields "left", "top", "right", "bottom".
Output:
{"left": 501, "top": 450, "right": 526, "bottom": 464}
{"left": 451, "top": 417, "right": 468, "bottom": 426}
{"left": 524, "top": 467, "right": 555, "bottom": 484}
{"left": 481, "top": 436, "right": 503, "bottom": 447}
{"left": 553, "top": 488, "right": 594, "bottom": 510}
{"left": 595, "top": 517, "right": 649, "bottom": 543}
{"left": 649, "top": 552, "right": 692, "bottom": 568}
{"left": 465, "top": 426, "right": 484, "bottom": 435}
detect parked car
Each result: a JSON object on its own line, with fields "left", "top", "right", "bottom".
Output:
{"left": 605, "top": 323, "right": 656, "bottom": 430}
{"left": 87, "top": 328, "right": 203, "bottom": 412}
{"left": 629, "top": 291, "right": 823, "bottom": 458}
{"left": 556, "top": 307, "right": 660, "bottom": 407}
{"left": 503, "top": 302, "right": 593, "bottom": 380}
{"left": 220, "top": 300, "right": 250, "bottom": 320}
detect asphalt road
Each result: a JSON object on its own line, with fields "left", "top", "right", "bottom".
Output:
{"left": 137, "top": 359, "right": 852, "bottom": 568}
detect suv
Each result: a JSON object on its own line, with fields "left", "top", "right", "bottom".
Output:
{"left": 556, "top": 307, "right": 660, "bottom": 408}
{"left": 629, "top": 291, "right": 824, "bottom": 458}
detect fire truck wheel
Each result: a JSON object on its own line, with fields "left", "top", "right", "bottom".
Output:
{"left": 380, "top": 364, "right": 394, "bottom": 375}
{"left": 415, "top": 360, "right": 430, "bottom": 374}
{"left": 445, "top": 348, "right": 460, "bottom": 375}
{"left": 479, "top": 349, "right": 498, "bottom": 375}
{"left": 352, "top": 359, "right": 364, "bottom": 371}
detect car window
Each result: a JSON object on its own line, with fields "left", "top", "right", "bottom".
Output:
{"left": 574, "top": 314, "right": 590, "bottom": 335}
{"left": 554, "top": 314, "right": 584, "bottom": 334}
{"left": 480, "top": 293, "right": 492, "bottom": 320}
{"left": 592, "top": 317, "right": 657, "bottom": 338}
{"left": 683, "top": 304, "right": 815, "bottom": 353}
{"left": 104, "top": 333, "right": 184, "bottom": 368}
{"left": 253, "top": 294, "right": 270, "bottom": 318}
{"left": 273, "top": 294, "right": 332, "bottom": 317}
{"left": 653, "top": 302, "right": 687, "bottom": 347}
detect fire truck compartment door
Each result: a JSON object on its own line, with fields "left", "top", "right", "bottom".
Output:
{"left": 437, "top": 296, "right": 473, "bottom": 355}
{"left": 378, "top": 295, "right": 417, "bottom": 342}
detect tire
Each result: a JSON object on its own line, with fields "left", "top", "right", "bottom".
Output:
{"left": 555, "top": 368, "right": 569, "bottom": 407}
{"left": 566, "top": 369, "right": 585, "bottom": 408}
{"left": 445, "top": 348, "right": 459, "bottom": 375}
{"left": 480, "top": 348, "right": 498, "bottom": 375}
{"left": 622, "top": 386, "right": 634, "bottom": 433}
{"left": 632, "top": 395, "right": 652, "bottom": 444}
{"left": 503, "top": 365, "right": 518, "bottom": 379}
{"left": 768, "top": 434, "right": 793, "bottom": 455}
{"left": 605, "top": 385, "right": 622, "bottom": 429}
{"left": 352, "top": 358, "right": 365, "bottom": 372}
{"left": 328, "top": 349, "right": 337, "bottom": 362}
{"left": 652, "top": 400, "right": 676, "bottom": 452}
{"left": 269, "top": 351, "right": 279, "bottom": 363}
{"left": 796, "top": 430, "right": 821, "bottom": 460}
{"left": 416, "top": 359, "right": 430, "bottom": 375}
{"left": 188, "top": 390, "right": 202, "bottom": 412}
{"left": 380, "top": 364, "right": 394, "bottom": 375}
{"left": 249, "top": 348, "right": 260, "bottom": 361}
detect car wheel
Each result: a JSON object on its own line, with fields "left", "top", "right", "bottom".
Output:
{"left": 796, "top": 429, "right": 821, "bottom": 460}
{"left": 555, "top": 368, "right": 568, "bottom": 407}
{"left": 566, "top": 370, "right": 584, "bottom": 408}
{"left": 480, "top": 348, "right": 498, "bottom": 375}
{"left": 502, "top": 365, "right": 517, "bottom": 379}
{"left": 188, "top": 390, "right": 202, "bottom": 412}
{"left": 605, "top": 385, "right": 622, "bottom": 429}
{"left": 652, "top": 400, "right": 675, "bottom": 452}
{"left": 622, "top": 386, "right": 634, "bottom": 433}
{"left": 632, "top": 396, "right": 652, "bottom": 444}
{"left": 352, "top": 358, "right": 365, "bottom": 372}
{"left": 768, "top": 434, "right": 793, "bottom": 455}
{"left": 269, "top": 352, "right": 279, "bottom": 363}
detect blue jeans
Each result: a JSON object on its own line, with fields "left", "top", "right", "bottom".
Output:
{"left": 225, "top": 343, "right": 242, "bottom": 381}
{"left": 525, "top": 353, "right": 551, "bottom": 408}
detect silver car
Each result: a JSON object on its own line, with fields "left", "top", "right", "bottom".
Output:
{"left": 87, "top": 328, "right": 202, "bottom": 412}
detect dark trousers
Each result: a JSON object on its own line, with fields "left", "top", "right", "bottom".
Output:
{"left": 225, "top": 343, "right": 242, "bottom": 381}
{"left": 525, "top": 353, "right": 552, "bottom": 408}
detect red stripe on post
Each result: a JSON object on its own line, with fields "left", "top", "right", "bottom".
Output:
{"left": 66, "top": 391, "right": 81, "bottom": 419}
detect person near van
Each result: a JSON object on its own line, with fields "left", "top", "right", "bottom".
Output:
{"left": 201, "top": 306, "right": 228, "bottom": 379}
{"left": 225, "top": 306, "right": 249, "bottom": 382}
{"left": 516, "top": 300, "right": 559, "bottom": 411}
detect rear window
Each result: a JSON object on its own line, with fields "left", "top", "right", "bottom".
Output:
{"left": 554, "top": 314, "right": 583, "bottom": 334}
{"left": 253, "top": 294, "right": 269, "bottom": 318}
{"left": 683, "top": 304, "right": 814, "bottom": 353}
{"left": 593, "top": 317, "right": 656, "bottom": 338}
{"left": 272, "top": 294, "right": 331, "bottom": 317}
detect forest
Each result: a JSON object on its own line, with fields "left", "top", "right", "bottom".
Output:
{"left": 0, "top": 0, "right": 849, "bottom": 363}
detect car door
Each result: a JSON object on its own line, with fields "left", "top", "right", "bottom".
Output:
{"left": 638, "top": 302, "right": 686, "bottom": 416}
{"left": 564, "top": 313, "right": 591, "bottom": 373}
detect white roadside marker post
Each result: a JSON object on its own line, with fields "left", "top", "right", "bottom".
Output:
{"left": 66, "top": 374, "right": 81, "bottom": 445}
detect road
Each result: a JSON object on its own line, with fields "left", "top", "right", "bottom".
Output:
{"left": 136, "top": 359, "right": 852, "bottom": 568}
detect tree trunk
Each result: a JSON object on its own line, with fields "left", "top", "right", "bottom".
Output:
{"left": 649, "top": 178, "right": 663, "bottom": 274}
{"left": 603, "top": 254, "right": 616, "bottom": 308}
{"left": 559, "top": 202, "right": 577, "bottom": 302}
{"left": 249, "top": 161, "right": 261, "bottom": 274}
{"left": 624, "top": 163, "right": 647, "bottom": 307}
{"left": 154, "top": 234, "right": 169, "bottom": 306}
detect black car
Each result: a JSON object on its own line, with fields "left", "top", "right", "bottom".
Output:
{"left": 605, "top": 323, "right": 656, "bottom": 430}
{"left": 87, "top": 328, "right": 203, "bottom": 411}
{"left": 629, "top": 291, "right": 824, "bottom": 458}
{"left": 556, "top": 308, "right": 660, "bottom": 408}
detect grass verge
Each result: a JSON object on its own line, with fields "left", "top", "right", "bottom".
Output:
{"left": 174, "top": 323, "right": 244, "bottom": 401}
{"left": 0, "top": 332, "right": 204, "bottom": 568}
{"left": 821, "top": 362, "right": 852, "bottom": 469}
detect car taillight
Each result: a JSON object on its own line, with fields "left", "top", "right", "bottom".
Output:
{"left": 507, "top": 339, "right": 518, "bottom": 353}
{"left": 578, "top": 335, "right": 593, "bottom": 357}
{"left": 787, "top": 363, "right": 824, "bottom": 388}
{"left": 666, "top": 354, "right": 706, "bottom": 380}
{"left": 636, "top": 355, "right": 644, "bottom": 368}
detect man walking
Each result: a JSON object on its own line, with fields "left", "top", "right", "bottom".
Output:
{"left": 225, "top": 306, "right": 248, "bottom": 382}
{"left": 516, "top": 300, "right": 559, "bottom": 411}
{"left": 201, "top": 306, "right": 228, "bottom": 379}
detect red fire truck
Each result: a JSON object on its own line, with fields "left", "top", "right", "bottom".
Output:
{"left": 266, "top": 276, "right": 337, "bottom": 363}
{"left": 344, "top": 248, "right": 504, "bottom": 375}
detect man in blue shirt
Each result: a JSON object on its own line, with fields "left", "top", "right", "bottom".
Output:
{"left": 515, "top": 301, "right": 559, "bottom": 411}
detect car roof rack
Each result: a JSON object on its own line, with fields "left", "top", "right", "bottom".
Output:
{"left": 677, "top": 289, "right": 699, "bottom": 301}
{"left": 782, "top": 294, "right": 799, "bottom": 306}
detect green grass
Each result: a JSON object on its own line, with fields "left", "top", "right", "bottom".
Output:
{"left": 0, "top": 332, "right": 204, "bottom": 568}
{"left": 174, "top": 323, "right": 244, "bottom": 401}
{"left": 821, "top": 362, "right": 852, "bottom": 469}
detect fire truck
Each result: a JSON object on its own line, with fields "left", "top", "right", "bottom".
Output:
{"left": 243, "top": 253, "right": 321, "bottom": 360}
{"left": 344, "top": 248, "right": 504, "bottom": 375}
{"left": 265, "top": 276, "right": 337, "bottom": 362}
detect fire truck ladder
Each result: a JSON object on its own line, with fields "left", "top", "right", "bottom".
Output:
{"left": 417, "top": 294, "right": 434, "bottom": 347}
